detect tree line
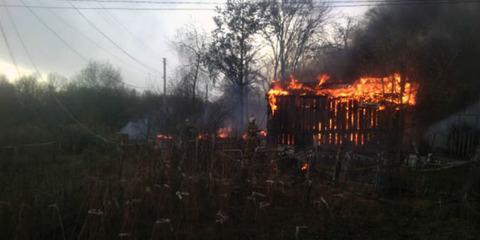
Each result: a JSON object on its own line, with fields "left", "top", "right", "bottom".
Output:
{"left": 2, "top": 0, "right": 479, "bottom": 148}
{"left": 0, "top": 61, "right": 229, "bottom": 150}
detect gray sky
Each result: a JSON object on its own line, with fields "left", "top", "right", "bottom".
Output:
{"left": 0, "top": 0, "right": 369, "bottom": 90}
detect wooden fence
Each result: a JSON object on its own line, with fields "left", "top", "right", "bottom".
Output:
{"left": 267, "top": 95, "right": 401, "bottom": 148}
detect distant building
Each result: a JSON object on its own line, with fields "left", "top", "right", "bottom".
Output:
{"left": 424, "top": 100, "right": 480, "bottom": 157}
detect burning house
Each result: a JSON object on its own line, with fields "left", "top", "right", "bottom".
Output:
{"left": 267, "top": 73, "right": 418, "bottom": 148}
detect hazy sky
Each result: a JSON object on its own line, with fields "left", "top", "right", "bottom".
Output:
{"left": 0, "top": 0, "right": 369, "bottom": 90}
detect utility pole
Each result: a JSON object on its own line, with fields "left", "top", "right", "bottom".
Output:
{"left": 163, "top": 58, "right": 167, "bottom": 96}
{"left": 162, "top": 58, "right": 167, "bottom": 119}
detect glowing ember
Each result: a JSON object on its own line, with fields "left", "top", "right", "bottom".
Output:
{"left": 259, "top": 129, "right": 267, "bottom": 137}
{"left": 217, "top": 127, "right": 232, "bottom": 139}
{"left": 157, "top": 134, "right": 173, "bottom": 140}
{"left": 301, "top": 163, "right": 309, "bottom": 172}
{"left": 287, "top": 76, "right": 303, "bottom": 90}
{"left": 268, "top": 73, "right": 418, "bottom": 115}
{"left": 241, "top": 133, "right": 248, "bottom": 140}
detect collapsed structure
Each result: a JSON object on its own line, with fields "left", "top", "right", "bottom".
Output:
{"left": 267, "top": 73, "right": 418, "bottom": 148}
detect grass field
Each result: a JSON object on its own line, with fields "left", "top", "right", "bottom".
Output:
{"left": 0, "top": 142, "right": 479, "bottom": 240}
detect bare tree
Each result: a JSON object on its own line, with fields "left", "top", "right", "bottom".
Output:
{"left": 258, "top": 0, "right": 330, "bottom": 82}
{"left": 47, "top": 73, "right": 69, "bottom": 91}
{"left": 331, "top": 16, "right": 358, "bottom": 50}
{"left": 73, "top": 61, "right": 124, "bottom": 89}
{"left": 171, "top": 25, "right": 211, "bottom": 101}
{"left": 207, "top": 0, "right": 262, "bottom": 128}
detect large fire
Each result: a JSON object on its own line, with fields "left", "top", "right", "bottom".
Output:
{"left": 268, "top": 73, "right": 417, "bottom": 115}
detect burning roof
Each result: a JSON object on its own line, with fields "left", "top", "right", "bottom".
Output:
{"left": 268, "top": 73, "right": 418, "bottom": 115}
{"left": 266, "top": 73, "right": 419, "bottom": 147}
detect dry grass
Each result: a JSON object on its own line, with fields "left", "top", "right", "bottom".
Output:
{"left": 0, "top": 142, "right": 479, "bottom": 239}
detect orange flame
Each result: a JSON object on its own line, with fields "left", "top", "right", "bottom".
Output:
{"left": 259, "top": 129, "right": 267, "bottom": 137}
{"left": 287, "top": 76, "right": 303, "bottom": 90}
{"left": 301, "top": 163, "right": 309, "bottom": 172}
{"left": 267, "top": 81, "right": 289, "bottom": 115}
{"left": 217, "top": 127, "right": 231, "bottom": 139}
{"left": 268, "top": 73, "right": 417, "bottom": 115}
{"left": 317, "top": 73, "right": 330, "bottom": 87}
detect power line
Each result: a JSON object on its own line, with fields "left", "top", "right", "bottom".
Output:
{"left": 0, "top": 11, "right": 20, "bottom": 76}
{"left": 96, "top": 2, "right": 163, "bottom": 61}
{"left": 0, "top": 1, "right": 148, "bottom": 90}
{"left": 2, "top": 0, "right": 150, "bottom": 90}
{"left": 51, "top": 0, "right": 461, "bottom": 5}
{"left": 46, "top": 7, "right": 153, "bottom": 87}
{"left": 52, "top": 95, "right": 117, "bottom": 143}
{"left": 68, "top": 1, "right": 162, "bottom": 74}
{"left": 70, "top": 2, "right": 165, "bottom": 90}
{"left": 331, "top": 0, "right": 480, "bottom": 7}
{"left": 51, "top": 0, "right": 475, "bottom": 5}
{"left": 1, "top": 4, "right": 117, "bottom": 143}
{"left": 19, "top": 0, "right": 154, "bottom": 89}
{"left": 9, "top": 2, "right": 146, "bottom": 131}
{"left": 1, "top": 0, "right": 479, "bottom": 10}
{"left": 122, "top": 80, "right": 150, "bottom": 89}
{"left": 18, "top": 0, "right": 89, "bottom": 61}
{"left": 54, "top": 0, "right": 221, "bottom": 4}
{"left": 47, "top": 9, "right": 125, "bottom": 65}
{"left": 2, "top": 0, "right": 40, "bottom": 74}
{"left": 1, "top": 4, "right": 63, "bottom": 131}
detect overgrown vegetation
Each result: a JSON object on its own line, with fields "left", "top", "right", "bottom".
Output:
{"left": 0, "top": 61, "right": 228, "bottom": 150}
{"left": 0, "top": 143, "right": 479, "bottom": 239}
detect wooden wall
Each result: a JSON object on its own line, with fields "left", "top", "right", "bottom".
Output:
{"left": 267, "top": 95, "right": 387, "bottom": 148}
